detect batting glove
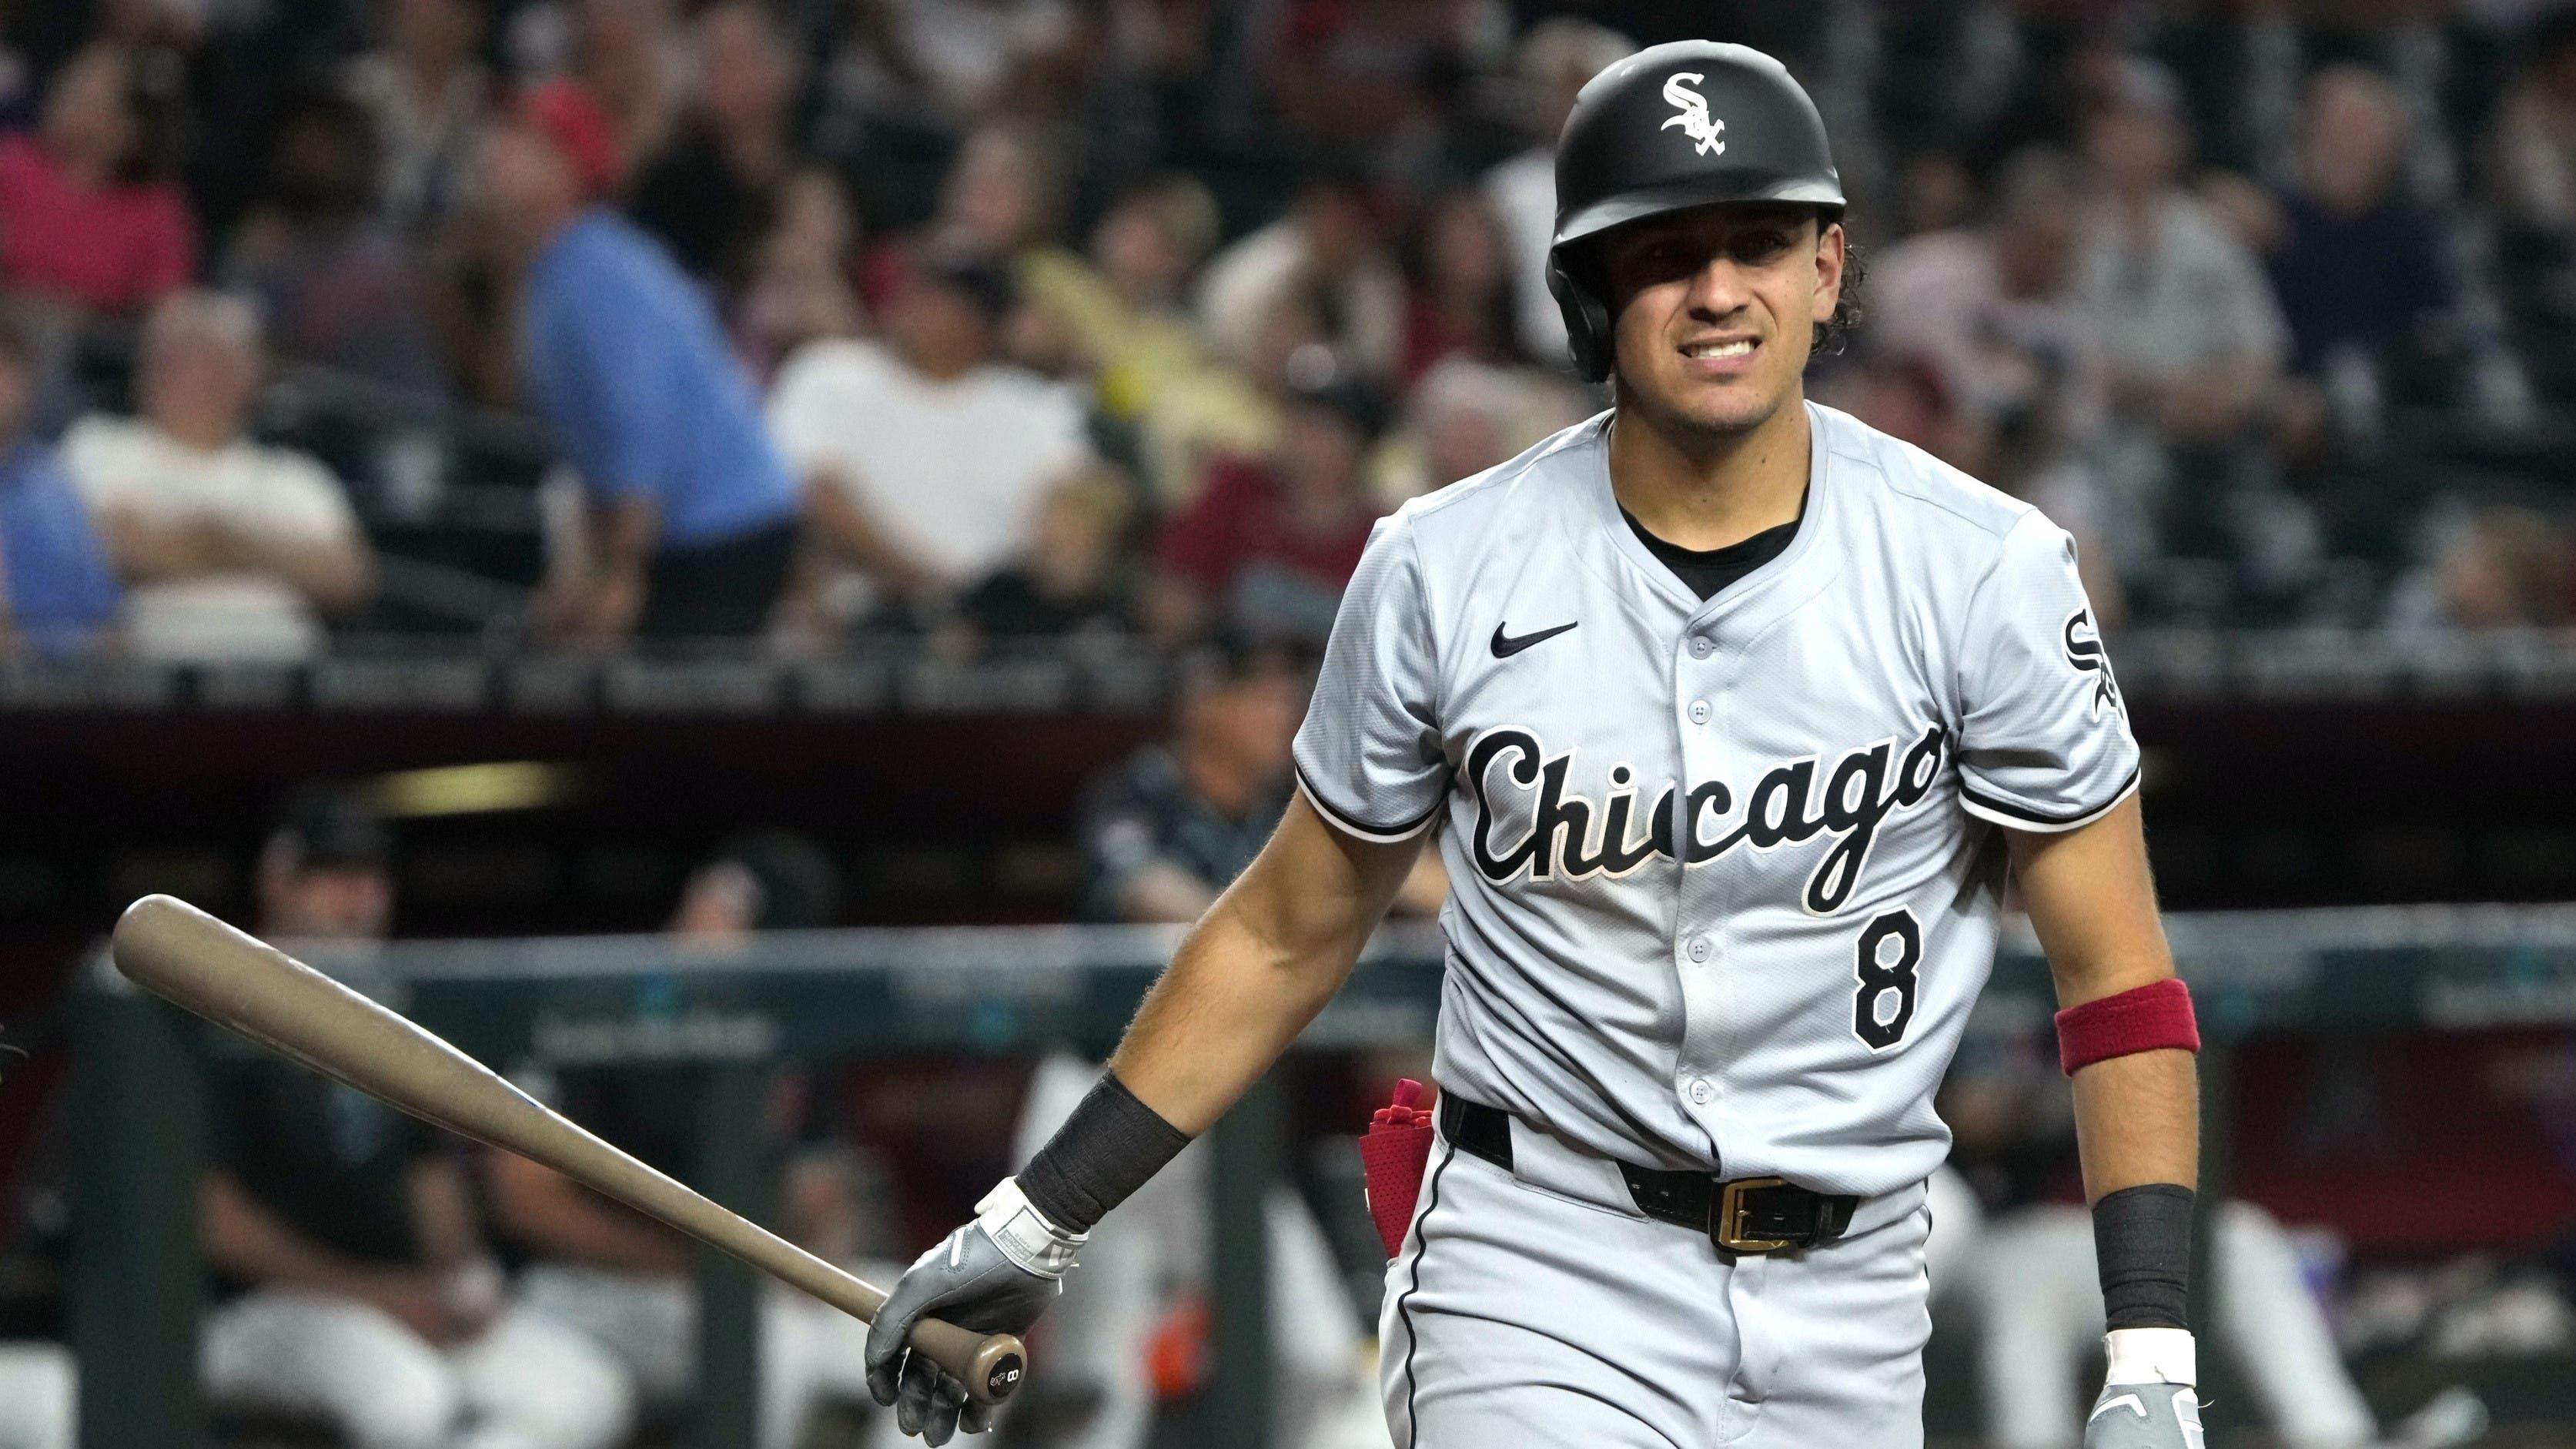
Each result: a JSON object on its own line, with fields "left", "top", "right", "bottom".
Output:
{"left": 2083, "top": 1328, "right": 2204, "bottom": 1449}
{"left": 865, "top": 1177, "right": 1082, "bottom": 1444}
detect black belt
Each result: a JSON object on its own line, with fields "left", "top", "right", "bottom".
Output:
{"left": 1439, "top": 1096, "right": 1858, "bottom": 1255}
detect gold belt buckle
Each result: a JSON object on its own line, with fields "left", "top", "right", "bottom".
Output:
{"left": 1716, "top": 1176, "right": 1795, "bottom": 1253}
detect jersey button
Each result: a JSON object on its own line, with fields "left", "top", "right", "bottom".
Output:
{"left": 1686, "top": 937, "right": 1712, "bottom": 963}
{"left": 1688, "top": 637, "right": 1713, "bottom": 659}
{"left": 1688, "top": 1079, "right": 1715, "bottom": 1106}
{"left": 1687, "top": 700, "right": 1711, "bottom": 724}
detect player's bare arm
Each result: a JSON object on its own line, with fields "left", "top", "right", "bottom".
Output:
{"left": 2010, "top": 793, "right": 2207, "bottom": 1446}
{"left": 858, "top": 796, "right": 1422, "bottom": 1441}
{"left": 1109, "top": 795, "right": 1426, "bottom": 1134}
{"left": 2009, "top": 795, "right": 2199, "bottom": 1199}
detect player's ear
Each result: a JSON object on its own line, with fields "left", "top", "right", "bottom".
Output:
{"left": 1812, "top": 218, "right": 1846, "bottom": 327}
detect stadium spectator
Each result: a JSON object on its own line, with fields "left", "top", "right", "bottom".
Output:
{"left": 0, "top": 42, "right": 193, "bottom": 317}
{"left": 1072, "top": 0, "right": 1263, "bottom": 207}
{"left": 1078, "top": 634, "right": 1303, "bottom": 922}
{"left": 2493, "top": 8, "right": 2576, "bottom": 238}
{"left": 946, "top": 464, "right": 1139, "bottom": 649}
{"left": 816, "top": 0, "right": 1081, "bottom": 125}
{"left": 493, "top": 833, "right": 894, "bottom": 1449}
{"left": 1145, "top": 363, "right": 1387, "bottom": 645}
{"left": 343, "top": 0, "right": 493, "bottom": 237}
{"left": 1019, "top": 174, "right": 1223, "bottom": 421}
{"left": 63, "top": 292, "right": 376, "bottom": 661}
{"left": 223, "top": 86, "right": 449, "bottom": 398}
{"left": 480, "top": 85, "right": 804, "bottom": 641}
{"left": 0, "top": 318, "right": 119, "bottom": 657}
{"left": 2260, "top": 66, "right": 2459, "bottom": 433}
{"left": 626, "top": 0, "right": 803, "bottom": 299}
{"left": 1197, "top": 165, "right": 1405, "bottom": 380}
{"left": 200, "top": 787, "right": 635, "bottom": 1449}
{"left": 567, "top": 0, "right": 679, "bottom": 179}
{"left": 923, "top": 122, "right": 1066, "bottom": 266}
{"left": 767, "top": 250, "right": 1091, "bottom": 624}
{"left": 1375, "top": 356, "right": 1581, "bottom": 503}
{"left": 1484, "top": 18, "right": 1635, "bottom": 365}
{"left": 1868, "top": 147, "right": 2106, "bottom": 474}
{"left": 1398, "top": 189, "right": 1524, "bottom": 387}
{"left": 1260, "top": 0, "right": 1471, "bottom": 163}
{"left": 734, "top": 167, "right": 868, "bottom": 383}
{"left": 2080, "top": 61, "right": 2287, "bottom": 443}
{"left": 2389, "top": 504, "right": 2573, "bottom": 628}
{"left": 2076, "top": 59, "right": 2289, "bottom": 571}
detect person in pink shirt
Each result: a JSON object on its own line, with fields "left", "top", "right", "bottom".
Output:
{"left": 1146, "top": 365, "right": 1390, "bottom": 646}
{"left": 0, "top": 42, "right": 196, "bottom": 316}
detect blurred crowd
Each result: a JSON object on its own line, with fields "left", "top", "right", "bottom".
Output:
{"left": 0, "top": 634, "right": 1447, "bottom": 1449}
{"left": 1, "top": 0, "right": 2575, "bottom": 663}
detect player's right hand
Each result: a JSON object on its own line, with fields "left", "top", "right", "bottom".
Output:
{"left": 2082, "top": 1383, "right": 2203, "bottom": 1449}
{"left": 2083, "top": 1329, "right": 2204, "bottom": 1449}
{"left": 865, "top": 1178, "right": 1083, "bottom": 1444}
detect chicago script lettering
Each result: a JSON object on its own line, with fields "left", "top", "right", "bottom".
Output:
{"left": 1466, "top": 723, "right": 1948, "bottom": 912}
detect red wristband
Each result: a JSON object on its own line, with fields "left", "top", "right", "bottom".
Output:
{"left": 2056, "top": 977, "right": 2200, "bottom": 1076}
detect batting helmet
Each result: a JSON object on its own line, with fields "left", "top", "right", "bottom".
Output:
{"left": 1546, "top": 42, "right": 1845, "bottom": 383}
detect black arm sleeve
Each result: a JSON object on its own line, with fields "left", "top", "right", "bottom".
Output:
{"left": 1015, "top": 1069, "right": 1193, "bottom": 1234}
{"left": 2094, "top": 1183, "right": 2194, "bottom": 1330}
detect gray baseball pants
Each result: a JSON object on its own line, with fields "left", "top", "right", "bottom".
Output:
{"left": 1380, "top": 1113, "right": 1934, "bottom": 1448}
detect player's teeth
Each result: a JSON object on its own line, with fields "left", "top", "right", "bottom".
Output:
{"left": 1684, "top": 340, "right": 1754, "bottom": 358}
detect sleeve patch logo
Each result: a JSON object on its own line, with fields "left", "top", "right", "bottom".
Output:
{"left": 2062, "top": 608, "right": 2121, "bottom": 719}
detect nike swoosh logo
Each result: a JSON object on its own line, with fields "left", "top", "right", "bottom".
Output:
{"left": 1491, "top": 621, "right": 1577, "bottom": 658}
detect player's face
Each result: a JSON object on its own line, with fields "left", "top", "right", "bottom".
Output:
{"left": 1599, "top": 205, "right": 1843, "bottom": 443}
{"left": 262, "top": 866, "right": 393, "bottom": 941}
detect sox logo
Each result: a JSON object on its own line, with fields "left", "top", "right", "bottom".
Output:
{"left": 2062, "top": 607, "right": 2121, "bottom": 719}
{"left": 1661, "top": 72, "right": 1728, "bottom": 157}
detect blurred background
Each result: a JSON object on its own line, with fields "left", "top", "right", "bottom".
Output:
{"left": 1, "top": 0, "right": 2574, "bottom": 1444}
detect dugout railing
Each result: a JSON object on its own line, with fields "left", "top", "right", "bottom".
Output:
{"left": 69, "top": 905, "right": 2576, "bottom": 1448}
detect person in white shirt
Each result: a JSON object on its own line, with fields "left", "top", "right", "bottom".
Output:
{"left": 766, "top": 251, "right": 1089, "bottom": 622}
{"left": 64, "top": 291, "right": 375, "bottom": 661}
{"left": 1196, "top": 166, "right": 1405, "bottom": 381}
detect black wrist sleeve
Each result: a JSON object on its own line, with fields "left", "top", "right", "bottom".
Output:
{"left": 1015, "top": 1070, "right": 1193, "bottom": 1234}
{"left": 2094, "top": 1183, "right": 2195, "bottom": 1330}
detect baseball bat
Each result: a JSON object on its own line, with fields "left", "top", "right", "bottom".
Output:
{"left": 109, "top": 894, "right": 1026, "bottom": 1406}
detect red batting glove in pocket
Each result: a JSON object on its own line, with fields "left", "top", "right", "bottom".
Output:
{"left": 1360, "top": 1079, "right": 1435, "bottom": 1259}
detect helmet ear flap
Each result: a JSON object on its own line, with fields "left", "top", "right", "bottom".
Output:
{"left": 1546, "top": 251, "right": 1614, "bottom": 385}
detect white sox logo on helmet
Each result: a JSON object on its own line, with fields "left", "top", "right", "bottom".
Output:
{"left": 1661, "top": 72, "right": 1727, "bottom": 156}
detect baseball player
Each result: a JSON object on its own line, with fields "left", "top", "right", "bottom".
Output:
{"left": 865, "top": 41, "right": 2206, "bottom": 1449}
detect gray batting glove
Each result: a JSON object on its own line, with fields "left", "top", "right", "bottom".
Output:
{"left": 2084, "top": 1330, "right": 2204, "bottom": 1449}
{"left": 865, "top": 1178, "right": 1083, "bottom": 1444}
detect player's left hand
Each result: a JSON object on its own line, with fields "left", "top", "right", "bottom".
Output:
{"left": 2083, "top": 1329, "right": 2204, "bottom": 1449}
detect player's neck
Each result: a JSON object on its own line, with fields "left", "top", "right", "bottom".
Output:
{"left": 1607, "top": 390, "right": 1810, "bottom": 552}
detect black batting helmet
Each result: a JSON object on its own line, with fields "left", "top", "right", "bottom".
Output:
{"left": 1546, "top": 41, "right": 1845, "bottom": 383}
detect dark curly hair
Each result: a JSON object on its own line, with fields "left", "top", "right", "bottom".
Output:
{"left": 1812, "top": 231, "right": 1865, "bottom": 360}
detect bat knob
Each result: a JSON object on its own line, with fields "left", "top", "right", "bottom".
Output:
{"left": 965, "top": 1334, "right": 1027, "bottom": 1404}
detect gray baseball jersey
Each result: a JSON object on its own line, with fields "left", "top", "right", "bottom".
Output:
{"left": 1294, "top": 401, "right": 2138, "bottom": 1199}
